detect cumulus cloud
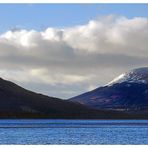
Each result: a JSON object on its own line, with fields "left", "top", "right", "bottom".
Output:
{"left": 0, "top": 15, "right": 148, "bottom": 98}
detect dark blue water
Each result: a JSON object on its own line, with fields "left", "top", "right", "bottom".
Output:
{"left": 0, "top": 119, "right": 147, "bottom": 144}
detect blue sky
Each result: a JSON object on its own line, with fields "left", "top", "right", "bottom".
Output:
{"left": 0, "top": 4, "right": 148, "bottom": 33}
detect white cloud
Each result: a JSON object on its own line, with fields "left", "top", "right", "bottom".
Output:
{"left": 0, "top": 15, "right": 148, "bottom": 98}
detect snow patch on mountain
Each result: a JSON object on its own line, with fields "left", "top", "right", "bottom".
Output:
{"left": 107, "top": 67, "right": 148, "bottom": 86}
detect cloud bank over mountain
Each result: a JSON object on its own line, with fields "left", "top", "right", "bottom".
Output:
{"left": 0, "top": 15, "right": 148, "bottom": 98}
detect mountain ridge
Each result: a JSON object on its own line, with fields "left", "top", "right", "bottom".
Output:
{"left": 70, "top": 67, "right": 148, "bottom": 114}
{"left": 0, "top": 77, "right": 133, "bottom": 119}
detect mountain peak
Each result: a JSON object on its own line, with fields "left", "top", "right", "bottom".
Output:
{"left": 70, "top": 67, "right": 148, "bottom": 114}
{"left": 107, "top": 67, "right": 148, "bottom": 86}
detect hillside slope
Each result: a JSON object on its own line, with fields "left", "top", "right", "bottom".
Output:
{"left": 0, "top": 77, "right": 132, "bottom": 119}
{"left": 70, "top": 67, "right": 148, "bottom": 114}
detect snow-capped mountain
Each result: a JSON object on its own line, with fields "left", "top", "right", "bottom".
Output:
{"left": 70, "top": 67, "right": 148, "bottom": 113}
{"left": 107, "top": 67, "right": 148, "bottom": 86}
